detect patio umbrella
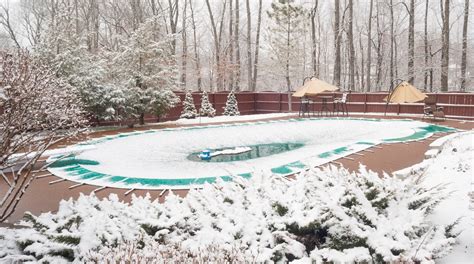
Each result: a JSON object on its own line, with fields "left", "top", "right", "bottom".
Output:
{"left": 292, "top": 78, "right": 339, "bottom": 97}
{"left": 383, "top": 81, "right": 427, "bottom": 103}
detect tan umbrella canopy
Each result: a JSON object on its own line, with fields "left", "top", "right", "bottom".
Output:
{"left": 384, "top": 81, "right": 427, "bottom": 103}
{"left": 292, "top": 78, "right": 339, "bottom": 98}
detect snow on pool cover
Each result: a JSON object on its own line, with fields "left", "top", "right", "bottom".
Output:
{"left": 47, "top": 117, "right": 455, "bottom": 189}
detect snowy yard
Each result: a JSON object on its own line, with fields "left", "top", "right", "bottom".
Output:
{"left": 47, "top": 117, "right": 454, "bottom": 189}
{"left": 397, "top": 131, "right": 474, "bottom": 263}
{"left": 0, "top": 129, "right": 472, "bottom": 263}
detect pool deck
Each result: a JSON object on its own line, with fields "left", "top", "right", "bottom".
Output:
{"left": 2, "top": 114, "right": 473, "bottom": 223}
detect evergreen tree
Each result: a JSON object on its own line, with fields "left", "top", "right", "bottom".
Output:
{"left": 199, "top": 91, "right": 216, "bottom": 117}
{"left": 267, "top": 0, "right": 306, "bottom": 111}
{"left": 180, "top": 91, "right": 198, "bottom": 119}
{"left": 223, "top": 91, "right": 240, "bottom": 116}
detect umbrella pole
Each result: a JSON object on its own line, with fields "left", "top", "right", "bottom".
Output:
{"left": 385, "top": 79, "right": 405, "bottom": 116}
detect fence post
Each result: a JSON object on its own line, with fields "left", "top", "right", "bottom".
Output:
{"left": 364, "top": 93, "right": 368, "bottom": 113}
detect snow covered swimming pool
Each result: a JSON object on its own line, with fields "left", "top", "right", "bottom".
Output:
{"left": 47, "top": 117, "right": 455, "bottom": 189}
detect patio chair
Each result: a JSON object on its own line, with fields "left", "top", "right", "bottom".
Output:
{"left": 333, "top": 91, "right": 350, "bottom": 116}
{"left": 422, "top": 96, "right": 445, "bottom": 121}
{"left": 298, "top": 97, "right": 313, "bottom": 117}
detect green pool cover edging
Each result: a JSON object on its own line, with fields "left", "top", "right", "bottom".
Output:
{"left": 48, "top": 118, "right": 457, "bottom": 188}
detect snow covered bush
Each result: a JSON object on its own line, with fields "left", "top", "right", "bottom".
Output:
{"left": 223, "top": 90, "right": 240, "bottom": 116}
{"left": 0, "top": 50, "right": 87, "bottom": 222}
{"left": 180, "top": 91, "right": 198, "bottom": 119}
{"left": 0, "top": 166, "right": 457, "bottom": 263}
{"left": 199, "top": 91, "right": 216, "bottom": 117}
{"left": 147, "top": 89, "right": 181, "bottom": 121}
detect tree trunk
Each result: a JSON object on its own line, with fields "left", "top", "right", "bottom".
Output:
{"left": 217, "top": 1, "right": 227, "bottom": 91}
{"left": 366, "top": 0, "right": 373, "bottom": 92}
{"left": 389, "top": 0, "right": 394, "bottom": 88}
{"left": 408, "top": 0, "right": 415, "bottom": 84}
{"left": 348, "top": 0, "right": 355, "bottom": 91}
{"left": 359, "top": 31, "right": 365, "bottom": 90}
{"left": 424, "top": 0, "right": 429, "bottom": 90}
{"left": 205, "top": 0, "right": 221, "bottom": 91}
{"left": 460, "top": 0, "right": 469, "bottom": 91}
{"left": 168, "top": 0, "right": 179, "bottom": 55}
{"left": 286, "top": 3, "right": 292, "bottom": 112}
{"left": 234, "top": 0, "right": 241, "bottom": 91}
{"left": 245, "top": 0, "right": 252, "bottom": 91}
{"left": 251, "top": 0, "right": 263, "bottom": 91}
{"left": 228, "top": 0, "right": 234, "bottom": 90}
{"left": 181, "top": 0, "right": 188, "bottom": 89}
{"left": 310, "top": 0, "right": 318, "bottom": 77}
{"left": 333, "top": 0, "right": 341, "bottom": 87}
{"left": 375, "top": 2, "right": 384, "bottom": 91}
{"left": 440, "top": 0, "right": 450, "bottom": 91}
{"left": 189, "top": 0, "right": 202, "bottom": 91}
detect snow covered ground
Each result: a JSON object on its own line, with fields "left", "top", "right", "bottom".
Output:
{"left": 47, "top": 118, "right": 454, "bottom": 189}
{"left": 170, "top": 112, "right": 295, "bottom": 125}
{"left": 396, "top": 131, "right": 473, "bottom": 263}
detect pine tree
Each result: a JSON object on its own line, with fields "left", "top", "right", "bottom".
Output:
{"left": 223, "top": 91, "right": 240, "bottom": 116}
{"left": 267, "top": 0, "right": 306, "bottom": 111}
{"left": 199, "top": 91, "right": 216, "bottom": 117}
{"left": 180, "top": 91, "right": 198, "bottom": 119}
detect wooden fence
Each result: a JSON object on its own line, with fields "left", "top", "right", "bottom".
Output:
{"left": 134, "top": 91, "right": 474, "bottom": 124}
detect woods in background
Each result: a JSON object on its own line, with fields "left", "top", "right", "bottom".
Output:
{"left": 0, "top": 0, "right": 472, "bottom": 93}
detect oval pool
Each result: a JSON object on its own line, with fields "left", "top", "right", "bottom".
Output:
{"left": 47, "top": 117, "right": 455, "bottom": 189}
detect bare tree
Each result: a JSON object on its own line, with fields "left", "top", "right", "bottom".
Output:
{"left": 310, "top": 0, "right": 319, "bottom": 77}
{"left": 347, "top": 0, "right": 355, "bottom": 91}
{"left": 440, "top": 0, "right": 450, "bottom": 91}
{"left": 424, "top": 0, "right": 429, "bottom": 90}
{"left": 366, "top": 0, "right": 374, "bottom": 92}
{"left": 389, "top": 0, "right": 394, "bottom": 88}
{"left": 234, "top": 0, "right": 241, "bottom": 91}
{"left": 228, "top": 0, "right": 234, "bottom": 90}
{"left": 333, "top": 0, "right": 341, "bottom": 87}
{"left": 205, "top": 0, "right": 224, "bottom": 91}
{"left": 375, "top": 1, "right": 385, "bottom": 91}
{"left": 189, "top": 0, "right": 202, "bottom": 91}
{"left": 251, "top": 0, "right": 263, "bottom": 92}
{"left": 0, "top": 4, "right": 21, "bottom": 48}
{"left": 460, "top": 0, "right": 469, "bottom": 91}
{"left": 181, "top": 0, "right": 188, "bottom": 89}
{"left": 407, "top": 0, "right": 415, "bottom": 84}
{"left": 168, "top": 0, "right": 179, "bottom": 55}
{"left": 0, "top": 51, "right": 86, "bottom": 222}
{"left": 245, "top": 0, "right": 252, "bottom": 90}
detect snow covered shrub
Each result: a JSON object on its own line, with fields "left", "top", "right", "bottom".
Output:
{"left": 180, "top": 91, "right": 198, "bottom": 119}
{"left": 0, "top": 166, "right": 457, "bottom": 263}
{"left": 85, "top": 237, "right": 252, "bottom": 263}
{"left": 148, "top": 89, "right": 180, "bottom": 121}
{"left": 0, "top": 51, "right": 87, "bottom": 222}
{"left": 199, "top": 91, "right": 216, "bottom": 117}
{"left": 223, "top": 90, "right": 240, "bottom": 116}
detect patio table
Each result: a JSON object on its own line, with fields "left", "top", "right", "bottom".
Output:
{"left": 298, "top": 97, "right": 315, "bottom": 117}
{"left": 317, "top": 95, "right": 333, "bottom": 116}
